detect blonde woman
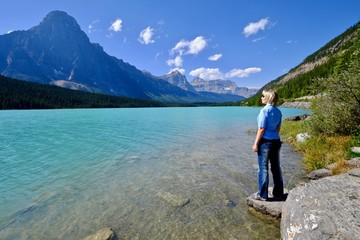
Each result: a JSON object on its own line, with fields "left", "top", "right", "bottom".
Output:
{"left": 252, "top": 90, "right": 284, "bottom": 201}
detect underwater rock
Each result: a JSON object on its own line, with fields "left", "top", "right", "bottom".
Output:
{"left": 156, "top": 192, "right": 190, "bottom": 208}
{"left": 83, "top": 227, "right": 118, "bottom": 240}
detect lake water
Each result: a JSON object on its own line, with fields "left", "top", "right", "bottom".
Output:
{"left": 0, "top": 107, "right": 309, "bottom": 240}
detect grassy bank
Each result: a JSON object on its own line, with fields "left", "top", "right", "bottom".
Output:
{"left": 280, "top": 120, "right": 360, "bottom": 175}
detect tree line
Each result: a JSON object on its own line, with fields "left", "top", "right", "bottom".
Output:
{"left": 0, "top": 75, "right": 167, "bottom": 110}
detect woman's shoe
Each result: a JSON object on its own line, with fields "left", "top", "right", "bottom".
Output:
{"left": 252, "top": 192, "right": 267, "bottom": 201}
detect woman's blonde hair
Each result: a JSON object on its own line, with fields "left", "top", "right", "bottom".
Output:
{"left": 262, "top": 90, "right": 279, "bottom": 106}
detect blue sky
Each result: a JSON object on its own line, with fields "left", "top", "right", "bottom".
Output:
{"left": 1, "top": 0, "right": 359, "bottom": 88}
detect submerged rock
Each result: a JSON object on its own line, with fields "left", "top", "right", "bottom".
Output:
{"left": 83, "top": 228, "right": 118, "bottom": 240}
{"left": 281, "top": 171, "right": 360, "bottom": 240}
{"left": 156, "top": 192, "right": 190, "bottom": 208}
{"left": 224, "top": 198, "right": 237, "bottom": 208}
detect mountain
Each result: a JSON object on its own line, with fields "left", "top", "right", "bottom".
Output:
{"left": 160, "top": 70, "right": 196, "bottom": 92}
{"left": 158, "top": 71, "right": 246, "bottom": 102}
{"left": 242, "top": 21, "right": 360, "bottom": 106}
{"left": 0, "top": 11, "right": 242, "bottom": 103}
{"left": 190, "top": 77, "right": 258, "bottom": 98}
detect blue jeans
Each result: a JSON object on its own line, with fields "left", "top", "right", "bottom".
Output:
{"left": 257, "top": 139, "right": 284, "bottom": 199}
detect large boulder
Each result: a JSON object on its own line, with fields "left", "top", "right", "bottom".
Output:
{"left": 281, "top": 171, "right": 360, "bottom": 239}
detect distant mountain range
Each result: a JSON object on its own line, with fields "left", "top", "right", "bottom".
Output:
{"left": 190, "top": 77, "right": 258, "bottom": 98}
{"left": 0, "top": 11, "right": 255, "bottom": 103}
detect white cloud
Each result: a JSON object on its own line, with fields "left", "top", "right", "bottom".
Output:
{"left": 243, "top": 18, "right": 269, "bottom": 37}
{"left": 170, "top": 36, "right": 207, "bottom": 56}
{"left": 208, "top": 54, "right": 222, "bottom": 61}
{"left": 167, "top": 56, "right": 183, "bottom": 67}
{"left": 189, "top": 67, "right": 261, "bottom": 80}
{"left": 252, "top": 37, "right": 266, "bottom": 43}
{"left": 138, "top": 26, "right": 155, "bottom": 44}
{"left": 225, "top": 67, "right": 262, "bottom": 78}
{"left": 109, "top": 18, "right": 123, "bottom": 32}
{"left": 171, "top": 40, "right": 188, "bottom": 55}
{"left": 188, "top": 36, "right": 207, "bottom": 54}
{"left": 286, "top": 40, "right": 298, "bottom": 44}
{"left": 189, "top": 68, "right": 224, "bottom": 80}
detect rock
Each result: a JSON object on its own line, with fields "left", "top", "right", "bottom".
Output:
{"left": 296, "top": 133, "right": 310, "bottom": 143}
{"left": 246, "top": 189, "right": 288, "bottom": 219}
{"left": 224, "top": 198, "right": 237, "bottom": 208}
{"left": 285, "top": 114, "right": 310, "bottom": 121}
{"left": 348, "top": 157, "right": 360, "bottom": 168}
{"left": 281, "top": 173, "right": 360, "bottom": 240}
{"left": 281, "top": 102, "right": 311, "bottom": 109}
{"left": 306, "top": 168, "right": 331, "bottom": 180}
{"left": 351, "top": 147, "right": 360, "bottom": 154}
{"left": 326, "top": 158, "right": 360, "bottom": 171}
{"left": 349, "top": 168, "right": 360, "bottom": 177}
{"left": 83, "top": 228, "right": 118, "bottom": 240}
{"left": 326, "top": 163, "right": 336, "bottom": 170}
{"left": 156, "top": 192, "right": 190, "bottom": 208}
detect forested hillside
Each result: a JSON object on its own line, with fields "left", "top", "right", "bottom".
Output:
{"left": 241, "top": 22, "right": 360, "bottom": 106}
{"left": 0, "top": 75, "right": 166, "bottom": 110}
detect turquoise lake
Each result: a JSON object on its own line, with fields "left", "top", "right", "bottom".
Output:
{"left": 0, "top": 107, "right": 309, "bottom": 239}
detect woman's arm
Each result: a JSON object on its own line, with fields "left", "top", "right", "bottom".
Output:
{"left": 252, "top": 128, "right": 265, "bottom": 152}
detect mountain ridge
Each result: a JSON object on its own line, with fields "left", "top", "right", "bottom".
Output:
{"left": 190, "top": 77, "right": 258, "bottom": 98}
{"left": 241, "top": 21, "right": 360, "bottom": 106}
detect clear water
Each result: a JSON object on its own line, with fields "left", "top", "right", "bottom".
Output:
{"left": 0, "top": 107, "right": 309, "bottom": 240}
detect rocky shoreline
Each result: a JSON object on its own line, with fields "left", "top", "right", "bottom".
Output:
{"left": 281, "top": 164, "right": 360, "bottom": 239}
{"left": 246, "top": 146, "right": 360, "bottom": 239}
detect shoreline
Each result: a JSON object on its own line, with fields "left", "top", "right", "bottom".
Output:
{"left": 246, "top": 113, "right": 360, "bottom": 239}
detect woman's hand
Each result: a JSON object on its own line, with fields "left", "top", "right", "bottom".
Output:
{"left": 252, "top": 143, "right": 258, "bottom": 152}
{"left": 253, "top": 128, "right": 265, "bottom": 153}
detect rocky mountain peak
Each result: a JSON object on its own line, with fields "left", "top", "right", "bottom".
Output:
{"left": 29, "top": 10, "right": 89, "bottom": 44}
{"left": 35, "top": 11, "right": 81, "bottom": 31}
{"left": 168, "top": 70, "right": 183, "bottom": 76}
{"left": 160, "top": 71, "right": 196, "bottom": 92}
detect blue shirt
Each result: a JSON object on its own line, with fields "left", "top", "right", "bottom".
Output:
{"left": 257, "top": 103, "right": 282, "bottom": 140}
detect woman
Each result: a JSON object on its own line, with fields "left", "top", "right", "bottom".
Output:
{"left": 252, "top": 90, "right": 284, "bottom": 201}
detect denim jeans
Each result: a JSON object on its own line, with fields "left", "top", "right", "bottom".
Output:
{"left": 257, "top": 139, "right": 284, "bottom": 199}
